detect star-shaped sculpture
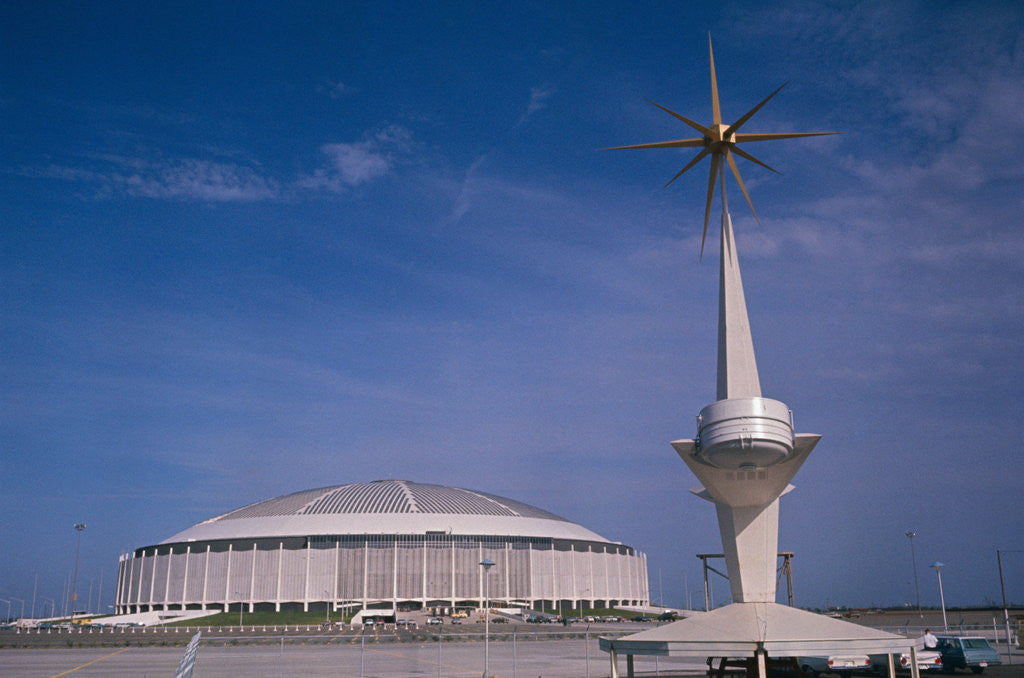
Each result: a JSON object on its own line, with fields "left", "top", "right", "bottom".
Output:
{"left": 606, "top": 35, "right": 839, "bottom": 256}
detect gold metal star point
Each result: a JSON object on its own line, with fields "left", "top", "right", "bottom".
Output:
{"left": 605, "top": 34, "right": 839, "bottom": 257}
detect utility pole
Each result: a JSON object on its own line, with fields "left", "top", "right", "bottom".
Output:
{"left": 931, "top": 562, "right": 947, "bottom": 631}
{"left": 70, "top": 523, "right": 87, "bottom": 621}
{"left": 906, "top": 531, "right": 921, "bottom": 616}
{"left": 479, "top": 559, "right": 495, "bottom": 678}
{"left": 997, "top": 549, "right": 1019, "bottom": 665}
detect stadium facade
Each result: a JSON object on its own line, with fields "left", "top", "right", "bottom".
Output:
{"left": 115, "top": 480, "right": 649, "bottom": 614}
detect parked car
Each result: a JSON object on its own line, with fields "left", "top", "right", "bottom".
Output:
{"left": 426, "top": 617, "right": 443, "bottom": 625}
{"left": 492, "top": 617, "right": 508, "bottom": 623}
{"left": 797, "top": 655, "right": 872, "bottom": 677}
{"left": 934, "top": 636, "right": 1001, "bottom": 674}
{"left": 633, "top": 615, "right": 654, "bottom": 622}
{"left": 869, "top": 650, "right": 943, "bottom": 673}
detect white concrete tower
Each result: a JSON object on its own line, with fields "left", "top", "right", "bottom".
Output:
{"left": 600, "top": 37, "right": 917, "bottom": 676}
{"left": 670, "top": 162, "right": 820, "bottom": 604}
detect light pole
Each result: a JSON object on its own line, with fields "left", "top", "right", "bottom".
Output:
{"left": 70, "top": 523, "right": 87, "bottom": 621}
{"left": 479, "top": 558, "right": 495, "bottom": 678}
{"left": 0, "top": 599, "right": 10, "bottom": 623}
{"left": 41, "top": 597, "right": 55, "bottom": 618}
{"left": 906, "top": 531, "right": 922, "bottom": 616}
{"left": 11, "top": 598, "right": 24, "bottom": 621}
{"left": 996, "top": 549, "right": 1019, "bottom": 665}
{"left": 931, "top": 561, "right": 947, "bottom": 631}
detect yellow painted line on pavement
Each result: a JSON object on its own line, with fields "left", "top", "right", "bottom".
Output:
{"left": 46, "top": 646, "right": 133, "bottom": 677}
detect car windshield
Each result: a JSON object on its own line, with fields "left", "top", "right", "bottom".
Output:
{"left": 962, "top": 639, "right": 991, "bottom": 649}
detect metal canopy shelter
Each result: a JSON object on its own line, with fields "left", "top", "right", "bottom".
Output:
{"left": 600, "top": 603, "right": 924, "bottom": 678}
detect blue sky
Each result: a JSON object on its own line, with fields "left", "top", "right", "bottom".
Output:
{"left": 2, "top": 1, "right": 1022, "bottom": 616}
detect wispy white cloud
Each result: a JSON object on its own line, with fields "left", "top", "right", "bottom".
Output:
{"left": 27, "top": 156, "right": 279, "bottom": 201}
{"left": 297, "top": 125, "right": 411, "bottom": 192}
{"left": 314, "top": 79, "right": 353, "bottom": 98}
{"left": 520, "top": 84, "right": 556, "bottom": 123}
{"left": 909, "top": 233, "right": 1024, "bottom": 265}
{"left": 451, "top": 85, "right": 559, "bottom": 221}
{"left": 450, "top": 155, "right": 486, "bottom": 222}
{"left": 120, "top": 159, "right": 279, "bottom": 201}
{"left": 21, "top": 123, "right": 414, "bottom": 201}
{"left": 327, "top": 80, "right": 350, "bottom": 98}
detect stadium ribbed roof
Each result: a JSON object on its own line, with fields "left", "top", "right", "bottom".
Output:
{"left": 160, "top": 480, "right": 612, "bottom": 545}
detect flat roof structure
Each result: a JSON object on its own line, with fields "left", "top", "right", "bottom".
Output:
{"left": 599, "top": 603, "right": 919, "bottom": 657}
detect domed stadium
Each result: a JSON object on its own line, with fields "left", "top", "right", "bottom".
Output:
{"left": 115, "top": 480, "right": 649, "bottom": 614}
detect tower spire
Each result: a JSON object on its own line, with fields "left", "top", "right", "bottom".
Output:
{"left": 716, "top": 157, "right": 761, "bottom": 400}
{"left": 605, "top": 35, "right": 832, "bottom": 603}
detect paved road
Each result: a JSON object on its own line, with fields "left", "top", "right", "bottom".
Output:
{"left": 2, "top": 639, "right": 1022, "bottom": 678}
{"left": 0, "top": 637, "right": 711, "bottom": 677}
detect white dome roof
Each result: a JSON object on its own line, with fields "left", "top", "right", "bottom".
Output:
{"left": 161, "top": 480, "right": 611, "bottom": 544}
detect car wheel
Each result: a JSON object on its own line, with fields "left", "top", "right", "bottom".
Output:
{"left": 969, "top": 668, "right": 984, "bottom": 675}
{"left": 801, "top": 666, "right": 818, "bottom": 678}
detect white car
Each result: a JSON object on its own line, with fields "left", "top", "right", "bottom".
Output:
{"left": 426, "top": 617, "right": 443, "bottom": 625}
{"left": 797, "top": 655, "right": 872, "bottom": 677}
{"left": 868, "top": 650, "right": 943, "bottom": 673}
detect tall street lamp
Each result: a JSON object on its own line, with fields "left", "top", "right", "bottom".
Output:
{"left": 70, "top": 523, "right": 87, "bottom": 621}
{"left": 41, "top": 597, "right": 55, "bottom": 618}
{"left": 931, "top": 561, "right": 947, "bottom": 631}
{"left": 996, "top": 549, "right": 1020, "bottom": 666}
{"left": 0, "top": 599, "right": 10, "bottom": 623}
{"left": 906, "top": 531, "right": 921, "bottom": 616}
{"left": 479, "top": 558, "right": 496, "bottom": 678}
{"left": 10, "top": 598, "right": 24, "bottom": 621}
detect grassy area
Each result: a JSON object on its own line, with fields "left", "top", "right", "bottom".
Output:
{"left": 165, "top": 610, "right": 354, "bottom": 627}
{"left": 163, "top": 606, "right": 658, "bottom": 627}
{"left": 537, "top": 607, "right": 650, "bottom": 619}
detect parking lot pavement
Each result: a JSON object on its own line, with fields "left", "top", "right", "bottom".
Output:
{"left": 2, "top": 625, "right": 1021, "bottom": 677}
{"left": 0, "top": 638, "right": 710, "bottom": 677}
{"left": 3, "top": 641, "right": 1022, "bottom": 677}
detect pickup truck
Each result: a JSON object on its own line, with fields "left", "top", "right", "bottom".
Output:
{"left": 934, "top": 636, "right": 1001, "bottom": 674}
